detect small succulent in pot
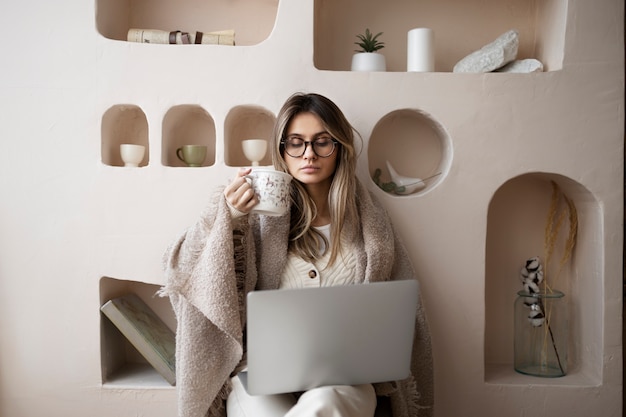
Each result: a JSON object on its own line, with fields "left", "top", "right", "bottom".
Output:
{"left": 352, "top": 28, "right": 386, "bottom": 71}
{"left": 354, "top": 28, "right": 385, "bottom": 53}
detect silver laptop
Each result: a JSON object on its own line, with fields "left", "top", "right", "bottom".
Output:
{"left": 240, "top": 279, "right": 418, "bottom": 396}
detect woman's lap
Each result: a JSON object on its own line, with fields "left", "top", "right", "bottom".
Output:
{"left": 226, "top": 374, "right": 377, "bottom": 417}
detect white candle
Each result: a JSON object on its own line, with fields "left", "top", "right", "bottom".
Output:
{"left": 407, "top": 28, "right": 434, "bottom": 72}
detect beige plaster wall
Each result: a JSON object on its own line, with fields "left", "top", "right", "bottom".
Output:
{"left": 0, "top": 0, "right": 622, "bottom": 416}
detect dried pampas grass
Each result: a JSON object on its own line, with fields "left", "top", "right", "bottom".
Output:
{"left": 542, "top": 180, "right": 578, "bottom": 292}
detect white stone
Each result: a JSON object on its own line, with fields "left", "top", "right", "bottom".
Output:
{"left": 453, "top": 29, "right": 519, "bottom": 73}
{"left": 496, "top": 58, "right": 544, "bottom": 73}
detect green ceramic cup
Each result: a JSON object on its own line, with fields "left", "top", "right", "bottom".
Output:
{"left": 176, "top": 145, "right": 207, "bottom": 167}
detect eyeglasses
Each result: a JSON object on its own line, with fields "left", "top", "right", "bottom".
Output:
{"left": 281, "top": 136, "right": 338, "bottom": 158}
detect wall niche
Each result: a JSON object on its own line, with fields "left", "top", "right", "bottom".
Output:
{"left": 224, "top": 105, "right": 276, "bottom": 167}
{"left": 99, "top": 277, "right": 176, "bottom": 387}
{"left": 314, "top": 0, "right": 567, "bottom": 72}
{"left": 96, "top": 0, "right": 279, "bottom": 46}
{"left": 162, "top": 105, "right": 216, "bottom": 168}
{"left": 368, "top": 108, "right": 451, "bottom": 197}
{"left": 101, "top": 104, "right": 149, "bottom": 167}
{"left": 484, "top": 173, "right": 602, "bottom": 386}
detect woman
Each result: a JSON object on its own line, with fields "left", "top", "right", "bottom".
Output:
{"left": 162, "top": 93, "right": 433, "bottom": 417}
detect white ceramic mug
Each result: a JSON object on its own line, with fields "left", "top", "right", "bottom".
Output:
{"left": 245, "top": 168, "right": 292, "bottom": 216}
{"left": 120, "top": 144, "right": 146, "bottom": 167}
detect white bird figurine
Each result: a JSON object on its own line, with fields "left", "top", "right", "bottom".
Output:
{"left": 385, "top": 160, "right": 426, "bottom": 195}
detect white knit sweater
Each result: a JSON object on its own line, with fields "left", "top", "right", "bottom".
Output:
{"left": 280, "top": 227, "right": 357, "bottom": 289}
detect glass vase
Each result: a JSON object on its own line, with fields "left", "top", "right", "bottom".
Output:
{"left": 514, "top": 290, "right": 568, "bottom": 377}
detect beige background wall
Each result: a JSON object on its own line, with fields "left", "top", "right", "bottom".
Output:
{"left": 0, "top": 0, "right": 623, "bottom": 416}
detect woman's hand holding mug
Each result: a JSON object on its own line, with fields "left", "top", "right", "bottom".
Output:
{"left": 224, "top": 168, "right": 258, "bottom": 215}
{"left": 225, "top": 167, "right": 293, "bottom": 216}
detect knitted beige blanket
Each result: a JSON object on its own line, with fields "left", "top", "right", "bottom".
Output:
{"left": 162, "top": 181, "right": 433, "bottom": 417}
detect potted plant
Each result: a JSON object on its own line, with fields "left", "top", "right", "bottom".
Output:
{"left": 351, "top": 28, "right": 386, "bottom": 72}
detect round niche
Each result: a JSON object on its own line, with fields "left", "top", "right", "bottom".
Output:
{"left": 101, "top": 104, "right": 149, "bottom": 167}
{"left": 224, "top": 105, "right": 276, "bottom": 167}
{"left": 368, "top": 108, "right": 451, "bottom": 197}
{"left": 162, "top": 105, "right": 216, "bottom": 167}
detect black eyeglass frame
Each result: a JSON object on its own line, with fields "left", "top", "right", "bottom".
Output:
{"left": 280, "top": 137, "right": 339, "bottom": 158}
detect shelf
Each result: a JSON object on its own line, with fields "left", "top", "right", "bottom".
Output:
{"left": 314, "top": 0, "right": 567, "bottom": 72}
{"left": 368, "top": 108, "right": 451, "bottom": 197}
{"left": 101, "top": 104, "right": 149, "bottom": 167}
{"left": 102, "top": 362, "right": 175, "bottom": 389}
{"left": 96, "top": 0, "right": 279, "bottom": 46}
{"left": 484, "top": 173, "right": 603, "bottom": 385}
{"left": 162, "top": 105, "right": 216, "bottom": 167}
{"left": 485, "top": 364, "right": 599, "bottom": 387}
{"left": 225, "top": 105, "right": 276, "bottom": 167}
{"left": 100, "top": 277, "right": 177, "bottom": 386}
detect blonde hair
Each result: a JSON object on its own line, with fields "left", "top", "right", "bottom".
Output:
{"left": 271, "top": 93, "right": 360, "bottom": 266}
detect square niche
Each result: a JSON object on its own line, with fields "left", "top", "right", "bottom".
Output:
{"left": 314, "top": 0, "right": 567, "bottom": 72}
{"left": 100, "top": 277, "right": 176, "bottom": 387}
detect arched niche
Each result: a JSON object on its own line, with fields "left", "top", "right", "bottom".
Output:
{"left": 484, "top": 172, "right": 602, "bottom": 386}
{"left": 162, "top": 105, "right": 215, "bottom": 167}
{"left": 224, "top": 105, "right": 276, "bottom": 167}
{"left": 101, "top": 104, "right": 149, "bottom": 167}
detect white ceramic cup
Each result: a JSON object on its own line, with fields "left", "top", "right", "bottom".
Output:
{"left": 120, "top": 144, "right": 146, "bottom": 167}
{"left": 242, "top": 139, "right": 268, "bottom": 166}
{"left": 245, "top": 168, "right": 292, "bottom": 216}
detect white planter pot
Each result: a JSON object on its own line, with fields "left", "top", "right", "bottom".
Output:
{"left": 351, "top": 52, "right": 386, "bottom": 72}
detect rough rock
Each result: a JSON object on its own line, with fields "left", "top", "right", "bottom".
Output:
{"left": 453, "top": 29, "right": 519, "bottom": 73}
{"left": 496, "top": 58, "right": 544, "bottom": 73}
